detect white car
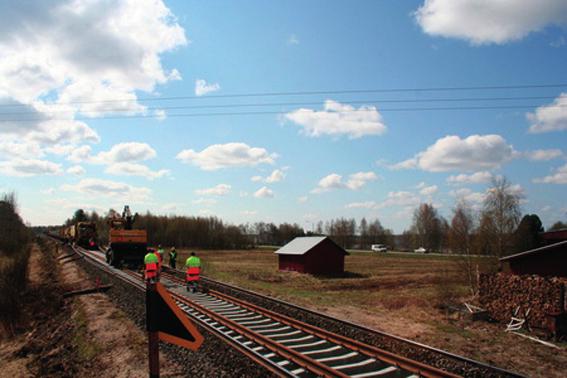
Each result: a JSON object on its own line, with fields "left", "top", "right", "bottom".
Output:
{"left": 371, "top": 244, "right": 388, "bottom": 252}
{"left": 414, "top": 247, "right": 427, "bottom": 253}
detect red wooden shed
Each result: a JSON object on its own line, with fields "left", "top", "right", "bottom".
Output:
{"left": 500, "top": 240, "right": 567, "bottom": 278}
{"left": 275, "top": 236, "right": 348, "bottom": 275}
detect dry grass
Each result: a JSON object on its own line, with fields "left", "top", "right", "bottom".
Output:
{"left": 174, "top": 248, "right": 567, "bottom": 377}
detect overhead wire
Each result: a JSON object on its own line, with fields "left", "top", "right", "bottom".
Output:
{"left": 1, "top": 104, "right": 565, "bottom": 123}
{"left": 0, "top": 82, "right": 566, "bottom": 108}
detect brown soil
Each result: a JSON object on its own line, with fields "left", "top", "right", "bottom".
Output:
{"left": 0, "top": 241, "right": 184, "bottom": 377}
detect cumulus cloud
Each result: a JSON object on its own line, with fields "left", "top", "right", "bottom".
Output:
{"left": 105, "top": 162, "right": 169, "bottom": 180}
{"left": 67, "top": 145, "right": 93, "bottom": 163}
{"left": 0, "top": 140, "right": 44, "bottom": 159}
{"left": 533, "top": 163, "right": 567, "bottom": 184}
{"left": 447, "top": 171, "right": 493, "bottom": 185}
{"left": 177, "top": 143, "right": 276, "bottom": 170}
{"left": 525, "top": 149, "right": 563, "bottom": 161}
{"left": 0, "top": 0, "right": 186, "bottom": 157}
{"left": 95, "top": 142, "right": 157, "bottom": 164}
{"left": 415, "top": 0, "right": 567, "bottom": 44}
{"left": 449, "top": 188, "right": 486, "bottom": 205}
{"left": 61, "top": 178, "right": 151, "bottom": 201}
{"left": 419, "top": 184, "right": 438, "bottom": 196}
{"left": 298, "top": 196, "right": 308, "bottom": 203}
{"left": 195, "top": 184, "right": 231, "bottom": 196}
{"left": 527, "top": 94, "right": 567, "bottom": 133}
{"left": 285, "top": 100, "right": 387, "bottom": 139}
{"left": 312, "top": 171, "right": 378, "bottom": 193}
{"left": 254, "top": 186, "right": 274, "bottom": 198}
{"left": 241, "top": 210, "right": 258, "bottom": 216}
{"left": 195, "top": 79, "right": 220, "bottom": 96}
{"left": 345, "top": 201, "right": 378, "bottom": 209}
{"left": 67, "top": 165, "right": 86, "bottom": 176}
{"left": 251, "top": 168, "right": 287, "bottom": 183}
{"left": 345, "top": 191, "right": 421, "bottom": 211}
{"left": 0, "top": 158, "right": 62, "bottom": 177}
{"left": 395, "top": 135, "right": 515, "bottom": 172}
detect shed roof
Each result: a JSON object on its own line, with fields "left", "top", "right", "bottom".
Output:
{"left": 499, "top": 239, "right": 567, "bottom": 262}
{"left": 275, "top": 236, "right": 348, "bottom": 255}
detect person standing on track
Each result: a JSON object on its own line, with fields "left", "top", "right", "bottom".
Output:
{"left": 144, "top": 248, "right": 159, "bottom": 284}
{"left": 156, "top": 244, "right": 164, "bottom": 279}
{"left": 185, "top": 252, "right": 201, "bottom": 293}
{"left": 169, "top": 247, "right": 177, "bottom": 269}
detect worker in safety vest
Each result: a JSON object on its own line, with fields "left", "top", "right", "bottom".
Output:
{"left": 169, "top": 247, "right": 177, "bottom": 269}
{"left": 185, "top": 252, "right": 201, "bottom": 293}
{"left": 144, "top": 248, "right": 159, "bottom": 284}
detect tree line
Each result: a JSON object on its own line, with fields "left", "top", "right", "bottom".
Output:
{"left": 61, "top": 177, "right": 565, "bottom": 253}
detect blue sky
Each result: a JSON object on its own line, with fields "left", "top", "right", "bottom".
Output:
{"left": 0, "top": 0, "right": 566, "bottom": 232}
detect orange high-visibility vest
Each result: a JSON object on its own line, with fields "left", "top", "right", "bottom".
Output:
{"left": 145, "top": 262, "right": 158, "bottom": 279}
{"left": 186, "top": 267, "right": 200, "bottom": 282}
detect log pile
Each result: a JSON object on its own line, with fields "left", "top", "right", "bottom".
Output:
{"left": 479, "top": 273, "right": 567, "bottom": 329}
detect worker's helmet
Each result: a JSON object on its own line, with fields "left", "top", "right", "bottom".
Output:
{"left": 171, "top": 247, "right": 176, "bottom": 251}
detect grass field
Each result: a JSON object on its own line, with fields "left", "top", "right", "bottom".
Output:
{"left": 171, "top": 248, "right": 567, "bottom": 377}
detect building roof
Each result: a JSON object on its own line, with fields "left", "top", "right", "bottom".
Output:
{"left": 275, "top": 236, "right": 348, "bottom": 255}
{"left": 499, "top": 239, "right": 567, "bottom": 262}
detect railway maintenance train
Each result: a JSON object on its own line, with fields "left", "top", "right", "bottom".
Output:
{"left": 105, "top": 205, "right": 147, "bottom": 268}
{"left": 60, "top": 221, "right": 98, "bottom": 249}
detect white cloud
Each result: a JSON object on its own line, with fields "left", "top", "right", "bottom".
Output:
{"left": 67, "top": 145, "right": 92, "bottom": 163}
{"left": 0, "top": 140, "right": 44, "bottom": 159}
{"left": 61, "top": 178, "right": 150, "bottom": 201}
{"left": 192, "top": 198, "right": 217, "bottom": 206}
{"left": 252, "top": 169, "right": 287, "bottom": 184}
{"left": 449, "top": 188, "right": 486, "bottom": 205}
{"left": 525, "top": 149, "right": 563, "bottom": 161}
{"left": 419, "top": 184, "right": 438, "bottom": 196}
{"left": 285, "top": 100, "right": 387, "bottom": 139}
{"left": 105, "top": 162, "right": 169, "bottom": 180}
{"left": 298, "top": 196, "right": 308, "bottom": 203}
{"left": 265, "top": 169, "right": 286, "bottom": 183}
{"left": 312, "top": 171, "right": 378, "bottom": 193}
{"left": 177, "top": 143, "right": 276, "bottom": 171}
{"left": 0, "top": 0, "right": 186, "bottom": 152}
{"left": 415, "top": 0, "right": 567, "bottom": 44}
{"left": 95, "top": 142, "right": 156, "bottom": 164}
{"left": 527, "top": 94, "right": 567, "bottom": 133}
{"left": 67, "top": 165, "right": 85, "bottom": 176}
{"left": 447, "top": 171, "right": 493, "bottom": 185}
{"left": 379, "top": 191, "right": 421, "bottom": 208}
{"left": 533, "top": 163, "right": 567, "bottom": 184}
{"left": 239, "top": 191, "right": 249, "bottom": 198}
{"left": 254, "top": 186, "right": 274, "bottom": 198}
{"left": 396, "top": 135, "right": 515, "bottom": 172}
{"left": 195, "top": 184, "right": 231, "bottom": 196}
{"left": 195, "top": 79, "right": 220, "bottom": 96}
{"left": 0, "top": 158, "right": 62, "bottom": 177}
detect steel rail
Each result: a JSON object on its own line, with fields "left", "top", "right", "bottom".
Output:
{"left": 209, "top": 290, "right": 458, "bottom": 378}
{"left": 184, "top": 273, "right": 522, "bottom": 377}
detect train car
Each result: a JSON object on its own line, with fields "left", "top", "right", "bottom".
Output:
{"left": 105, "top": 206, "right": 147, "bottom": 268}
{"left": 74, "top": 222, "right": 98, "bottom": 249}
{"left": 60, "top": 222, "right": 98, "bottom": 249}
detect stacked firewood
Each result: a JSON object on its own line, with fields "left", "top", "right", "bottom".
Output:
{"left": 479, "top": 273, "right": 567, "bottom": 329}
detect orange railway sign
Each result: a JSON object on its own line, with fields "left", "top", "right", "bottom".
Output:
{"left": 146, "top": 282, "right": 204, "bottom": 350}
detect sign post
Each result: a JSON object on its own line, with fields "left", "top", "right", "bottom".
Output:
{"left": 146, "top": 282, "right": 204, "bottom": 378}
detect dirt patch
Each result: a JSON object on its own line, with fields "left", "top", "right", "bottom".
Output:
{"left": 58, "top": 252, "right": 184, "bottom": 377}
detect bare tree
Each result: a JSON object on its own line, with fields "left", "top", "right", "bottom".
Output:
{"left": 479, "top": 177, "right": 522, "bottom": 257}
{"left": 359, "top": 217, "right": 369, "bottom": 249}
{"left": 449, "top": 200, "right": 477, "bottom": 295}
{"left": 412, "top": 203, "right": 442, "bottom": 251}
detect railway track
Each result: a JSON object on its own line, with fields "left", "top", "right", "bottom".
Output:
{"left": 60, "top": 242, "right": 520, "bottom": 377}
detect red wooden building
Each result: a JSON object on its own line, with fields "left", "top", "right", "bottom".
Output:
{"left": 500, "top": 240, "right": 567, "bottom": 278}
{"left": 275, "top": 236, "right": 348, "bottom": 275}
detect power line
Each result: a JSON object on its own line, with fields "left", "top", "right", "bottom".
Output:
{"left": 1, "top": 104, "right": 565, "bottom": 123}
{"left": 0, "top": 95, "right": 557, "bottom": 117}
{"left": 0, "top": 83, "right": 565, "bottom": 108}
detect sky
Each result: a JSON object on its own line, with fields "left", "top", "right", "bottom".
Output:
{"left": 0, "top": 0, "right": 566, "bottom": 233}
